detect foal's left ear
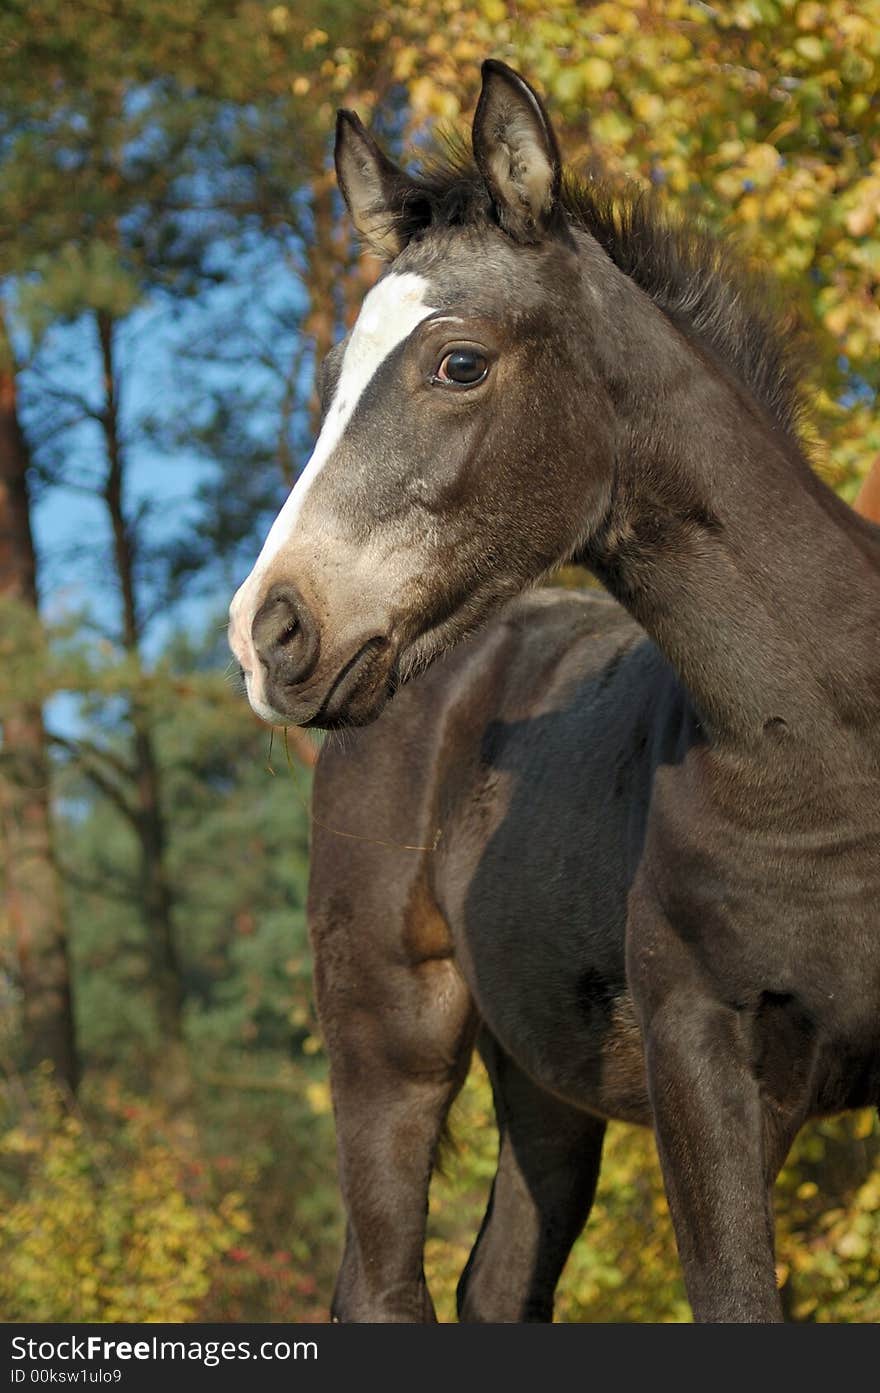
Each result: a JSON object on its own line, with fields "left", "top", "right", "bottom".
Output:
{"left": 472, "top": 59, "right": 564, "bottom": 243}
{"left": 335, "top": 110, "right": 414, "bottom": 260}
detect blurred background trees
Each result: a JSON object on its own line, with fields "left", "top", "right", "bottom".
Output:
{"left": 0, "top": 0, "right": 877, "bottom": 1321}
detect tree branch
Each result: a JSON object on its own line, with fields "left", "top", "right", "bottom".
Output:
{"left": 52, "top": 739, "right": 139, "bottom": 827}
{"left": 48, "top": 731, "right": 137, "bottom": 784}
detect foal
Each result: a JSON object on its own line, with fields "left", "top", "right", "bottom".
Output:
{"left": 229, "top": 62, "right": 880, "bottom": 1322}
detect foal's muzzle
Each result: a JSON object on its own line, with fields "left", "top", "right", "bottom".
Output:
{"left": 238, "top": 579, "right": 396, "bottom": 729}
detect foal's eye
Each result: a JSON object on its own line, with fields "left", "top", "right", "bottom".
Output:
{"left": 434, "top": 349, "right": 489, "bottom": 387}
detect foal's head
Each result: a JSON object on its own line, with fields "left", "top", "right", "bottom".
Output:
{"left": 229, "top": 61, "right": 617, "bottom": 727}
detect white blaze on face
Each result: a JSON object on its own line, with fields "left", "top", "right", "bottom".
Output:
{"left": 229, "top": 271, "right": 438, "bottom": 668}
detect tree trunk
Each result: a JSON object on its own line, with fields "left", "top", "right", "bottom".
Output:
{"left": 303, "top": 169, "right": 380, "bottom": 432}
{"left": 96, "top": 312, "right": 188, "bottom": 1083}
{"left": 0, "top": 328, "right": 79, "bottom": 1090}
{"left": 303, "top": 171, "right": 339, "bottom": 439}
{"left": 854, "top": 453, "right": 880, "bottom": 525}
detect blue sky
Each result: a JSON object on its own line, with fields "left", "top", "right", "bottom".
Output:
{"left": 20, "top": 238, "right": 313, "bottom": 735}
{"left": 27, "top": 236, "right": 311, "bottom": 644}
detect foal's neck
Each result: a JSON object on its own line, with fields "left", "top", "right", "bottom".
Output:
{"left": 582, "top": 261, "right": 880, "bottom": 749}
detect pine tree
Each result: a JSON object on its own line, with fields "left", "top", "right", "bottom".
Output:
{"left": 0, "top": 314, "right": 78, "bottom": 1089}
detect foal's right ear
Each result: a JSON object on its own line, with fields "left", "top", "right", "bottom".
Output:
{"left": 335, "top": 111, "right": 413, "bottom": 261}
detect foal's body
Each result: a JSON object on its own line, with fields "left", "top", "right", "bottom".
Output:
{"left": 310, "top": 582, "right": 880, "bottom": 1322}
{"left": 228, "top": 61, "right": 880, "bottom": 1320}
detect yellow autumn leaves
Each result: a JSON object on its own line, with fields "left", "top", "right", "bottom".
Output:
{"left": 0, "top": 1078, "right": 249, "bottom": 1322}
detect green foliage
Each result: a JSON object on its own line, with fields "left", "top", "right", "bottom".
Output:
{"left": 15, "top": 244, "right": 142, "bottom": 336}
{"left": 53, "top": 625, "right": 317, "bottom": 1078}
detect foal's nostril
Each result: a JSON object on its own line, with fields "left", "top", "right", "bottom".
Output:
{"left": 251, "top": 583, "right": 319, "bottom": 688}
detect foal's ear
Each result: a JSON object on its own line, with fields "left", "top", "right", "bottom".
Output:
{"left": 335, "top": 110, "right": 414, "bottom": 261}
{"left": 472, "top": 59, "right": 564, "bottom": 243}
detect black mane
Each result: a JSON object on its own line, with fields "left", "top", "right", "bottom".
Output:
{"left": 390, "top": 141, "right": 816, "bottom": 448}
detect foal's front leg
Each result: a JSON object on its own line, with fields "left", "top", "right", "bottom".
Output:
{"left": 630, "top": 908, "right": 784, "bottom": 1322}
{"left": 312, "top": 900, "right": 476, "bottom": 1322}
